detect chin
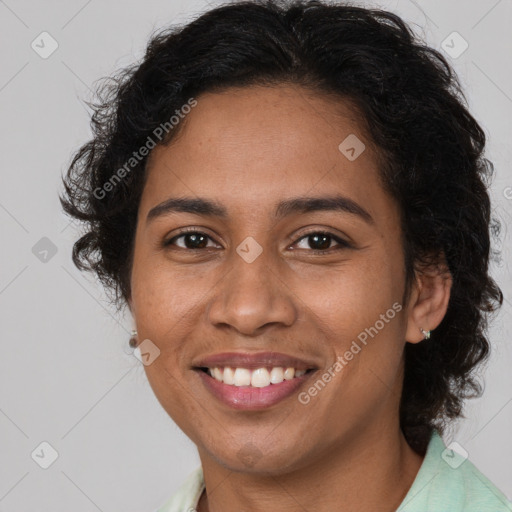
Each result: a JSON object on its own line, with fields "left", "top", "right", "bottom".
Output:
{"left": 202, "top": 435, "right": 310, "bottom": 475}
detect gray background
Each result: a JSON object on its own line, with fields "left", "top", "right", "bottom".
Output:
{"left": 0, "top": 0, "right": 511, "bottom": 510}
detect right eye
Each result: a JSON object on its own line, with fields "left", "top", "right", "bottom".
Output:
{"left": 163, "top": 229, "right": 220, "bottom": 250}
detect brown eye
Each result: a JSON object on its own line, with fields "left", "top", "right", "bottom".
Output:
{"left": 164, "top": 231, "right": 218, "bottom": 250}
{"left": 306, "top": 233, "right": 332, "bottom": 250}
{"left": 293, "top": 232, "right": 352, "bottom": 253}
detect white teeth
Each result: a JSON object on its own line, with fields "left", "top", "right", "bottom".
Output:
{"left": 251, "top": 368, "right": 270, "bottom": 387}
{"left": 223, "top": 367, "right": 235, "bottom": 385}
{"left": 207, "top": 366, "right": 308, "bottom": 387}
{"left": 284, "top": 367, "right": 295, "bottom": 380}
{"left": 269, "top": 367, "right": 284, "bottom": 384}
{"left": 233, "top": 368, "right": 251, "bottom": 386}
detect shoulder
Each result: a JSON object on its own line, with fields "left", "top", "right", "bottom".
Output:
{"left": 398, "top": 430, "right": 512, "bottom": 512}
{"left": 154, "top": 465, "right": 204, "bottom": 512}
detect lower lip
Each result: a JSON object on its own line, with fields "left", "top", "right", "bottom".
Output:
{"left": 196, "top": 370, "right": 312, "bottom": 410}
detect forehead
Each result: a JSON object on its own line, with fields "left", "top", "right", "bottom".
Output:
{"left": 141, "top": 84, "right": 390, "bottom": 219}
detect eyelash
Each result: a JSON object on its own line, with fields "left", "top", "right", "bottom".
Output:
{"left": 163, "top": 227, "right": 353, "bottom": 255}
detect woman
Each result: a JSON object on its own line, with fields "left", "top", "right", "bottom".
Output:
{"left": 60, "top": 1, "right": 511, "bottom": 510}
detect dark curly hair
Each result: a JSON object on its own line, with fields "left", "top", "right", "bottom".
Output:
{"left": 59, "top": 0, "right": 503, "bottom": 455}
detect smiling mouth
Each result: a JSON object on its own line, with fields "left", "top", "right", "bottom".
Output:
{"left": 195, "top": 365, "right": 316, "bottom": 410}
{"left": 197, "top": 366, "right": 315, "bottom": 388}
{"left": 192, "top": 351, "right": 320, "bottom": 409}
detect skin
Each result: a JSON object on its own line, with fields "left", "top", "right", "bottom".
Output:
{"left": 128, "top": 84, "right": 452, "bottom": 512}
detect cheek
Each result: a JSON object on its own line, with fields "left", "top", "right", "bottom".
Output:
{"left": 292, "top": 254, "right": 405, "bottom": 394}
{"left": 131, "top": 266, "right": 206, "bottom": 425}
{"left": 132, "top": 257, "right": 207, "bottom": 325}
{"left": 293, "top": 254, "right": 399, "bottom": 335}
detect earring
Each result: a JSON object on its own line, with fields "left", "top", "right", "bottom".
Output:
{"left": 129, "top": 329, "right": 138, "bottom": 348}
{"left": 420, "top": 327, "right": 431, "bottom": 340}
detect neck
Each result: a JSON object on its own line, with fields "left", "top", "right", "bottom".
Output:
{"left": 196, "top": 420, "right": 424, "bottom": 512}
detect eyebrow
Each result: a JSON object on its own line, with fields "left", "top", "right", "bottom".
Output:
{"left": 146, "top": 195, "right": 374, "bottom": 225}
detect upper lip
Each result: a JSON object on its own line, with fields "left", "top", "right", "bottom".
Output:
{"left": 192, "top": 351, "right": 319, "bottom": 371}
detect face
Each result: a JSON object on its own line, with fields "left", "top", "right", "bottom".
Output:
{"left": 129, "top": 84, "right": 417, "bottom": 474}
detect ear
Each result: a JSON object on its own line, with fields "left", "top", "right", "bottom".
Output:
{"left": 404, "top": 253, "right": 452, "bottom": 343}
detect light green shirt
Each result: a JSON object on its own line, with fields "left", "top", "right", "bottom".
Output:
{"left": 156, "top": 430, "right": 511, "bottom": 511}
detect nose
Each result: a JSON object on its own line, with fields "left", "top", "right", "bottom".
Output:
{"left": 206, "top": 247, "right": 298, "bottom": 336}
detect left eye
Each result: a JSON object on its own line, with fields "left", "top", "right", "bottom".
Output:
{"left": 293, "top": 232, "right": 351, "bottom": 252}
